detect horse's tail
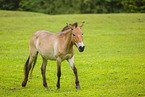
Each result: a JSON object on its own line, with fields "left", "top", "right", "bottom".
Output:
{"left": 30, "top": 51, "right": 38, "bottom": 77}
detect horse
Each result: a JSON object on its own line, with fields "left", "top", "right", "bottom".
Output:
{"left": 22, "top": 22, "right": 85, "bottom": 90}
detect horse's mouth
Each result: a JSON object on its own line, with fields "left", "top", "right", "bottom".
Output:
{"left": 76, "top": 42, "right": 85, "bottom": 52}
{"left": 78, "top": 46, "right": 85, "bottom": 52}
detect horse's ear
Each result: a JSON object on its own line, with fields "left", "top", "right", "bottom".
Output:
{"left": 63, "top": 29, "right": 72, "bottom": 34}
{"left": 67, "top": 23, "right": 74, "bottom": 30}
{"left": 79, "top": 21, "right": 85, "bottom": 28}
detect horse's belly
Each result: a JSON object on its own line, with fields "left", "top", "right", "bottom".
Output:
{"left": 39, "top": 49, "right": 56, "bottom": 60}
{"left": 36, "top": 41, "right": 56, "bottom": 60}
{"left": 44, "top": 55, "right": 56, "bottom": 60}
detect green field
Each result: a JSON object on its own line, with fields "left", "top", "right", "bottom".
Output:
{"left": 0, "top": 10, "right": 145, "bottom": 96}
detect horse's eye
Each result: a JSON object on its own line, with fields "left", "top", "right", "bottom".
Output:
{"left": 82, "top": 33, "right": 83, "bottom": 36}
{"left": 73, "top": 34, "right": 76, "bottom": 37}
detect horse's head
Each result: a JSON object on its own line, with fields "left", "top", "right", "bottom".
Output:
{"left": 67, "top": 22, "right": 85, "bottom": 52}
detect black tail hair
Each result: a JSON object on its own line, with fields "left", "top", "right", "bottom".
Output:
{"left": 24, "top": 56, "right": 30, "bottom": 76}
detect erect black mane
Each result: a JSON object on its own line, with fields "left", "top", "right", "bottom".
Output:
{"left": 61, "top": 22, "right": 78, "bottom": 31}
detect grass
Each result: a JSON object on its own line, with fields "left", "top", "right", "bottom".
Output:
{"left": 0, "top": 10, "right": 145, "bottom": 96}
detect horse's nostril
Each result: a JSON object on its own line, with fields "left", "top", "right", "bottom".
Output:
{"left": 83, "top": 46, "right": 85, "bottom": 49}
{"left": 79, "top": 46, "right": 85, "bottom": 49}
{"left": 79, "top": 46, "right": 82, "bottom": 49}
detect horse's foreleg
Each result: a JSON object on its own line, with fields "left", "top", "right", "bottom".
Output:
{"left": 41, "top": 58, "right": 49, "bottom": 88}
{"left": 22, "top": 56, "right": 33, "bottom": 87}
{"left": 73, "top": 66, "right": 80, "bottom": 90}
{"left": 56, "top": 58, "right": 61, "bottom": 89}
{"left": 68, "top": 57, "right": 80, "bottom": 90}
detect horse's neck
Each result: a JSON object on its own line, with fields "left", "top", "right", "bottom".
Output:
{"left": 59, "top": 30, "right": 73, "bottom": 50}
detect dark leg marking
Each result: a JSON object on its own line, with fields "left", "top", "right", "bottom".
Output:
{"left": 73, "top": 66, "right": 80, "bottom": 90}
{"left": 41, "top": 58, "right": 49, "bottom": 89}
{"left": 56, "top": 60, "right": 61, "bottom": 89}
{"left": 56, "top": 69, "right": 61, "bottom": 89}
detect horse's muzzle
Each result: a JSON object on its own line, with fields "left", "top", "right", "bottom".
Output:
{"left": 78, "top": 46, "right": 85, "bottom": 52}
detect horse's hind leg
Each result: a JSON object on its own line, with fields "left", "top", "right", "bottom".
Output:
{"left": 22, "top": 56, "right": 34, "bottom": 87}
{"left": 30, "top": 51, "right": 38, "bottom": 77}
{"left": 41, "top": 58, "right": 49, "bottom": 88}
{"left": 22, "top": 50, "right": 37, "bottom": 87}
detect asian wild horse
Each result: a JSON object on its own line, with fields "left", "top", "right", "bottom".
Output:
{"left": 22, "top": 22, "right": 85, "bottom": 90}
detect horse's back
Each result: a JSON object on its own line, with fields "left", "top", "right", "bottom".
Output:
{"left": 33, "top": 30, "right": 53, "bottom": 38}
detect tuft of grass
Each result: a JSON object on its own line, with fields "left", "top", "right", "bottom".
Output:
{"left": 0, "top": 10, "right": 145, "bottom": 96}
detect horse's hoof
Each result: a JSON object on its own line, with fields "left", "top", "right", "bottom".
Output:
{"left": 57, "top": 87, "right": 61, "bottom": 90}
{"left": 56, "top": 84, "right": 60, "bottom": 90}
{"left": 22, "top": 82, "right": 26, "bottom": 87}
{"left": 76, "top": 87, "right": 80, "bottom": 90}
{"left": 45, "top": 86, "right": 49, "bottom": 89}
{"left": 76, "top": 86, "right": 80, "bottom": 90}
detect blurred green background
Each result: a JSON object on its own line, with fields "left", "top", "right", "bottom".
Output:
{"left": 0, "top": 0, "right": 145, "bottom": 14}
{"left": 0, "top": 0, "right": 145, "bottom": 96}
